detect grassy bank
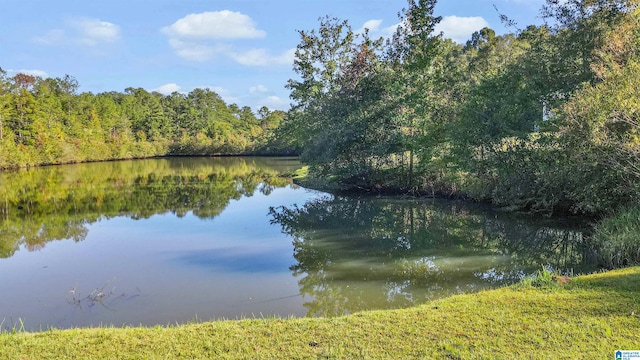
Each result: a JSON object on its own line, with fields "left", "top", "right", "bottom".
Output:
{"left": 1, "top": 267, "right": 638, "bottom": 359}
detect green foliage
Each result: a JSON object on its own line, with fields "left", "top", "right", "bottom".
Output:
{"left": 555, "top": 15, "right": 640, "bottom": 212}
{"left": 284, "top": 2, "right": 469, "bottom": 193}
{"left": 284, "top": 15, "right": 400, "bottom": 185}
{"left": 592, "top": 207, "right": 640, "bottom": 268}
{"left": 4, "top": 0, "right": 640, "bottom": 219}
{"left": 0, "top": 73, "right": 285, "bottom": 168}
{"left": 519, "top": 266, "right": 559, "bottom": 288}
{"left": 280, "top": 0, "right": 640, "bottom": 219}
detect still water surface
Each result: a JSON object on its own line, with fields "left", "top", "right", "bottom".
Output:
{"left": 0, "top": 157, "right": 596, "bottom": 330}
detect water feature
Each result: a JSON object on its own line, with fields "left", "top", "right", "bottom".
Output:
{"left": 0, "top": 157, "right": 596, "bottom": 330}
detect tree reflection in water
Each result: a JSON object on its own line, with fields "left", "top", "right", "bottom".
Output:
{"left": 0, "top": 157, "right": 297, "bottom": 258}
{"left": 270, "top": 195, "right": 597, "bottom": 317}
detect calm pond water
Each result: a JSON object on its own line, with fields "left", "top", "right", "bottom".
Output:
{"left": 0, "top": 157, "right": 597, "bottom": 330}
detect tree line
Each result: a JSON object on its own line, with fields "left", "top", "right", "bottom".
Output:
{"left": 0, "top": 71, "right": 290, "bottom": 168}
{"left": 281, "top": 0, "right": 640, "bottom": 216}
{"left": 2, "top": 0, "right": 639, "bottom": 220}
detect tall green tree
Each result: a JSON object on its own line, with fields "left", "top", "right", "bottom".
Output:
{"left": 384, "top": 0, "right": 453, "bottom": 192}
{"left": 284, "top": 16, "right": 356, "bottom": 153}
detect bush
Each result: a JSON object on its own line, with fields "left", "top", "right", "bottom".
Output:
{"left": 519, "top": 266, "right": 559, "bottom": 289}
{"left": 592, "top": 207, "right": 640, "bottom": 269}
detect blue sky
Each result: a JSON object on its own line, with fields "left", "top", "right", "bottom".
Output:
{"left": 1, "top": 0, "right": 545, "bottom": 111}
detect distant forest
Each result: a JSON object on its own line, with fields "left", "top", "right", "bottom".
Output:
{"left": 0, "top": 71, "right": 290, "bottom": 168}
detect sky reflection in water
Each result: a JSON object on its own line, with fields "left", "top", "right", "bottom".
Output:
{"left": 0, "top": 157, "right": 595, "bottom": 330}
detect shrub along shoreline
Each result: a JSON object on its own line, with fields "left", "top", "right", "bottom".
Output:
{"left": 1, "top": 266, "right": 638, "bottom": 359}
{"left": 592, "top": 207, "right": 640, "bottom": 269}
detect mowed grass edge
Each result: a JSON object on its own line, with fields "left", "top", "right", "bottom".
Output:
{"left": 1, "top": 267, "right": 639, "bottom": 359}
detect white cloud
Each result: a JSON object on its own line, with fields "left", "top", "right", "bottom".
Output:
{"left": 356, "top": 19, "right": 383, "bottom": 34}
{"left": 72, "top": 18, "right": 120, "bottom": 46}
{"left": 162, "top": 11, "right": 292, "bottom": 66}
{"left": 261, "top": 95, "right": 288, "bottom": 109}
{"left": 33, "top": 29, "right": 66, "bottom": 45}
{"left": 153, "top": 83, "right": 182, "bottom": 95}
{"left": 249, "top": 85, "right": 269, "bottom": 94}
{"left": 7, "top": 69, "right": 49, "bottom": 78}
{"left": 162, "top": 11, "right": 266, "bottom": 39}
{"left": 168, "top": 38, "right": 220, "bottom": 62}
{"left": 364, "top": 19, "right": 384, "bottom": 33}
{"left": 435, "top": 16, "right": 490, "bottom": 43}
{"left": 381, "top": 23, "right": 401, "bottom": 38}
{"left": 358, "top": 16, "right": 489, "bottom": 44}
{"left": 230, "top": 48, "right": 295, "bottom": 67}
{"left": 356, "top": 19, "right": 399, "bottom": 39}
{"left": 229, "top": 49, "right": 269, "bottom": 66}
{"left": 33, "top": 18, "right": 120, "bottom": 47}
{"left": 247, "top": 86, "right": 289, "bottom": 110}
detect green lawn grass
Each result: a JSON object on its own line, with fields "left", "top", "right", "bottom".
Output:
{"left": 1, "top": 267, "right": 639, "bottom": 359}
